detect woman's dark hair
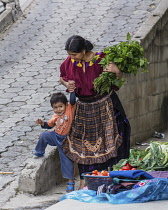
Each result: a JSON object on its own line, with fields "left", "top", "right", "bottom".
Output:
{"left": 50, "top": 92, "right": 68, "bottom": 107}
{"left": 65, "top": 35, "right": 93, "bottom": 53}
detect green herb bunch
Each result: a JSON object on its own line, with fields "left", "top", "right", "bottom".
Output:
{"left": 93, "top": 33, "right": 149, "bottom": 95}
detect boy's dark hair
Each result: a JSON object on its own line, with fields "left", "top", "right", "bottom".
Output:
{"left": 65, "top": 35, "right": 93, "bottom": 53}
{"left": 50, "top": 92, "right": 68, "bottom": 107}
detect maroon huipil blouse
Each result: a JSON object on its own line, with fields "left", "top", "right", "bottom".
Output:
{"left": 60, "top": 52, "right": 105, "bottom": 97}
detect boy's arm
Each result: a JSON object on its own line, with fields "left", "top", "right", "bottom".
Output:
{"left": 35, "top": 118, "right": 53, "bottom": 129}
{"left": 70, "top": 91, "right": 76, "bottom": 105}
{"left": 41, "top": 122, "right": 53, "bottom": 129}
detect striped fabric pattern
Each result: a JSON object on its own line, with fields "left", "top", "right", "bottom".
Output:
{"left": 62, "top": 94, "right": 123, "bottom": 165}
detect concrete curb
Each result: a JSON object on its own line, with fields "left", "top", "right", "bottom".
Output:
{"left": 0, "top": 8, "right": 13, "bottom": 33}
{"left": 0, "top": 0, "right": 34, "bottom": 33}
{"left": 46, "top": 199, "right": 168, "bottom": 210}
{"left": 18, "top": 145, "right": 79, "bottom": 195}
{"left": 18, "top": 147, "right": 65, "bottom": 195}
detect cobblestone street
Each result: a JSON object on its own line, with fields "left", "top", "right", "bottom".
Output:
{"left": 0, "top": 0, "right": 164, "bottom": 208}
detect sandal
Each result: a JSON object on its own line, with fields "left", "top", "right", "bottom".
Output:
{"left": 66, "top": 182, "right": 75, "bottom": 192}
{"left": 32, "top": 150, "right": 45, "bottom": 157}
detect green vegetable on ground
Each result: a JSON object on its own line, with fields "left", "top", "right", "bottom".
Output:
{"left": 93, "top": 33, "right": 149, "bottom": 95}
{"left": 113, "top": 141, "right": 168, "bottom": 172}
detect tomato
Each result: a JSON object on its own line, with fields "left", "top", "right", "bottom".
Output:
{"left": 99, "top": 174, "right": 103, "bottom": 176}
{"left": 92, "top": 170, "right": 98, "bottom": 175}
{"left": 125, "top": 163, "right": 133, "bottom": 169}
{"left": 101, "top": 170, "right": 109, "bottom": 176}
{"left": 121, "top": 166, "right": 131, "bottom": 170}
{"left": 131, "top": 168, "right": 137, "bottom": 170}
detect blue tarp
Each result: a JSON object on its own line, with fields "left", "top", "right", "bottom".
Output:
{"left": 59, "top": 178, "right": 168, "bottom": 204}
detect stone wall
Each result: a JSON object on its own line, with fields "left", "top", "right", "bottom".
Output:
{"left": 118, "top": 2, "right": 168, "bottom": 145}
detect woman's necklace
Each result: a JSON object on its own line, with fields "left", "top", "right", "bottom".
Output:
{"left": 82, "top": 52, "right": 95, "bottom": 73}
{"left": 72, "top": 52, "right": 99, "bottom": 72}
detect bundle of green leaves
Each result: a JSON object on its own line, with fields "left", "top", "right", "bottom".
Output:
{"left": 93, "top": 33, "right": 149, "bottom": 95}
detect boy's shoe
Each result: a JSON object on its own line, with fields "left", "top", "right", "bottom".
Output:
{"left": 66, "top": 182, "right": 75, "bottom": 193}
{"left": 32, "top": 151, "right": 45, "bottom": 157}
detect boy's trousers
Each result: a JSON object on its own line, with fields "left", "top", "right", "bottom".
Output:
{"left": 35, "top": 131, "right": 74, "bottom": 180}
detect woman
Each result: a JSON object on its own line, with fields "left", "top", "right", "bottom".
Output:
{"left": 60, "top": 35, "right": 131, "bottom": 189}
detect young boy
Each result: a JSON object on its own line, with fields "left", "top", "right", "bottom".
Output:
{"left": 33, "top": 92, "right": 76, "bottom": 192}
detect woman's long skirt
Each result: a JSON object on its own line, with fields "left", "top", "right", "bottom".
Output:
{"left": 62, "top": 91, "right": 131, "bottom": 178}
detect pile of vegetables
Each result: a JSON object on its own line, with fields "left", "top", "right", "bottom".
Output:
{"left": 93, "top": 33, "right": 149, "bottom": 95}
{"left": 113, "top": 141, "right": 168, "bottom": 171}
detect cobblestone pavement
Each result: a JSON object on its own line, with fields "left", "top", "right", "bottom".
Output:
{"left": 0, "top": 0, "right": 162, "bottom": 208}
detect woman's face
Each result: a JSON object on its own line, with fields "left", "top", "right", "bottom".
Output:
{"left": 67, "top": 50, "right": 85, "bottom": 62}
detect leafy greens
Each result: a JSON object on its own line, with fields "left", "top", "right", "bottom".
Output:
{"left": 93, "top": 33, "right": 149, "bottom": 95}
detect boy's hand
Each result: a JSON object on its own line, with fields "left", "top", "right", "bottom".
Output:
{"left": 35, "top": 119, "right": 44, "bottom": 126}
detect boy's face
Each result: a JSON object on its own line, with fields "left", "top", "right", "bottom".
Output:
{"left": 52, "top": 102, "right": 67, "bottom": 116}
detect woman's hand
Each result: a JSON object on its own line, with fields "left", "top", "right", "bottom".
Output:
{"left": 67, "top": 80, "right": 76, "bottom": 92}
{"left": 103, "top": 62, "right": 122, "bottom": 79}
{"left": 35, "top": 119, "right": 44, "bottom": 126}
{"left": 60, "top": 77, "right": 76, "bottom": 92}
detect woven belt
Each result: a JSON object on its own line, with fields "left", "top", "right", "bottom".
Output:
{"left": 78, "top": 90, "right": 114, "bottom": 103}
